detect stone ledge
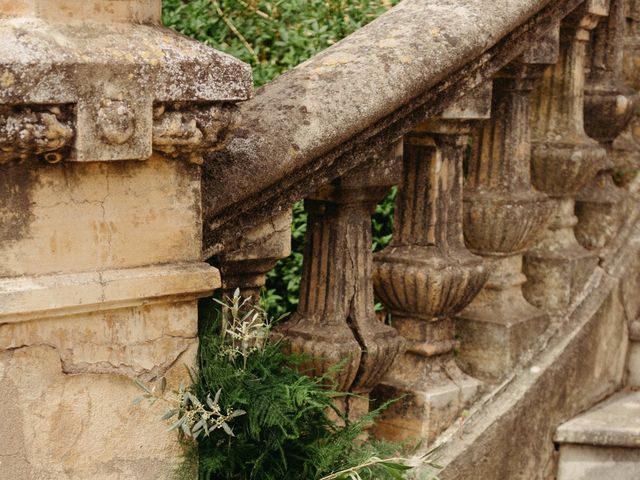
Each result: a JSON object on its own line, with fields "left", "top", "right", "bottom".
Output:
{"left": 0, "top": 262, "right": 220, "bottom": 323}
{"left": 555, "top": 391, "right": 640, "bottom": 448}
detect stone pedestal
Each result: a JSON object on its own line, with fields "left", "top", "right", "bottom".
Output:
{"left": 0, "top": 1, "right": 251, "bottom": 478}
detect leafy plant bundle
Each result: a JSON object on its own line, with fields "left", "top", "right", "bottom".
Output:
{"left": 138, "top": 291, "right": 438, "bottom": 480}
{"left": 193, "top": 291, "right": 422, "bottom": 480}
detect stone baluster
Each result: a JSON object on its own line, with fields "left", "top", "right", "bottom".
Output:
{"left": 524, "top": 1, "right": 609, "bottom": 312}
{"left": 456, "top": 32, "right": 559, "bottom": 380}
{"left": 215, "top": 211, "right": 292, "bottom": 302}
{"left": 278, "top": 147, "right": 405, "bottom": 421}
{"left": 371, "top": 89, "right": 490, "bottom": 442}
{"left": 575, "top": 0, "right": 635, "bottom": 250}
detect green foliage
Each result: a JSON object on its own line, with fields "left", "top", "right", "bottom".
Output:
{"left": 163, "top": 0, "right": 399, "bottom": 87}
{"left": 160, "top": 291, "right": 434, "bottom": 480}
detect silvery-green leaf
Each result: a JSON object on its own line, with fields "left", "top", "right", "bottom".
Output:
{"left": 221, "top": 422, "right": 234, "bottom": 436}
{"left": 161, "top": 409, "right": 178, "bottom": 420}
{"left": 167, "top": 416, "right": 185, "bottom": 432}
{"left": 213, "top": 389, "right": 221, "bottom": 406}
{"left": 230, "top": 409, "right": 246, "bottom": 418}
{"left": 181, "top": 420, "right": 191, "bottom": 436}
{"left": 160, "top": 377, "right": 167, "bottom": 393}
{"left": 134, "top": 379, "right": 151, "bottom": 394}
{"left": 206, "top": 395, "right": 215, "bottom": 409}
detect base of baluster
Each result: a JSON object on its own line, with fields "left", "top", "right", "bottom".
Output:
{"left": 575, "top": 173, "right": 627, "bottom": 250}
{"left": 329, "top": 394, "right": 371, "bottom": 427}
{"left": 523, "top": 245, "right": 598, "bottom": 312}
{"left": 370, "top": 354, "right": 480, "bottom": 444}
{"left": 456, "top": 294, "right": 549, "bottom": 381}
{"left": 454, "top": 255, "right": 550, "bottom": 380}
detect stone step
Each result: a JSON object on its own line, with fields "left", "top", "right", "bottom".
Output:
{"left": 554, "top": 391, "right": 640, "bottom": 480}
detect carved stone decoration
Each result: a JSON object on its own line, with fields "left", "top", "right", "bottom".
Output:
{"left": 0, "top": 106, "right": 74, "bottom": 164}
{"left": 152, "top": 103, "right": 239, "bottom": 165}
{"left": 372, "top": 116, "right": 489, "bottom": 442}
{"left": 0, "top": 8, "right": 251, "bottom": 163}
{"left": 574, "top": 0, "right": 634, "bottom": 251}
{"left": 457, "top": 59, "right": 555, "bottom": 380}
{"left": 277, "top": 150, "right": 405, "bottom": 420}
{"left": 524, "top": 2, "right": 609, "bottom": 312}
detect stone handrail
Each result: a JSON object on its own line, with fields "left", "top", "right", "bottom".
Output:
{"left": 204, "top": 0, "right": 639, "bottom": 441}
{"left": 202, "top": 0, "right": 584, "bottom": 255}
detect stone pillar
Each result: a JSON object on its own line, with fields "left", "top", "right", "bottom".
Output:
{"left": 524, "top": 1, "right": 609, "bottom": 312}
{"left": 0, "top": 2, "right": 251, "bottom": 479}
{"left": 371, "top": 90, "right": 490, "bottom": 442}
{"left": 576, "top": 0, "right": 635, "bottom": 250}
{"left": 457, "top": 36, "right": 559, "bottom": 379}
{"left": 277, "top": 147, "right": 405, "bottom": 421}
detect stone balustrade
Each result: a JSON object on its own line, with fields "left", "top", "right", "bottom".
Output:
{"left": 2, "top": 0, "right": 639, "bottom": 478}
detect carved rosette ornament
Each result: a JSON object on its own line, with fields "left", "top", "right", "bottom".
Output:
{"left": 277, "top": 149, "right": 405, "bottom": 420}
{"left": 457, "top": 52, "right": 556, "bottom": 379}
{"left": 372, "top": 107, "right": 489, "bottom": 441}
{"left": 576, "top": 0, "right": 635, "bottom": 250}
{"left": 524, "top": 1, "right": 609, "bottom": 311}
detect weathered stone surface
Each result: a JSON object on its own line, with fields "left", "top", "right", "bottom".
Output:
{"left": 555, "top": 391, "right": 640, "bottom": 479}
{"left": 202, "top": 0, "right": 586, "bottom": 255}
{"left": 525, "top": 6, "right": 608, "bottom": 312}
{"left": 0, "top": 156, "right": 204, "bottom": 277}
{"left": 215, "top": 211, "right": 292, "bottom": 301}
{"left": 456, "top": 256, "right": 550, "bottom": 380}
{"left": 628, "top": 341, "right": 640, "bottom": 387}
{"left": 0, "top": 2, "right": 240, "bottom": 477}
{"left": 0, "top": 0, "right": 251, "bottom": 163}
{"left": 0, "top": 342, "right": 196, "bottom": 480}
{"left": 458, "top": 54, "right": 554, "bottom": 380}
{"left": 373, "top": 120, "right": 487, "bottom": 442}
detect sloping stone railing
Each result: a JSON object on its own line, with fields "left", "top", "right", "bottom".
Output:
{"left": 205, "top": 0, "right": 640, "bottom": 455}
{"left": 1, "top": 0, "right": 639, "bottom": 478}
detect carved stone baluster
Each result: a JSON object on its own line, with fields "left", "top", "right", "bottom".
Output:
{"left": 456, "top": 36, "right": 559, "bottom": 379}
{"left": 576, "top": 0, "right": 635, "bottom": 250}
{"left": 609, "top": 0, "right": 640, "bottom": 191}
{"left": 524, "top": 1, "right": 609, "bottom": 311}
{"left": 371, "top": 90, "right": 490, "bottom": 442}
{"left": 278, "top": 148, "right": 405, "bottom": 421}
{"left": 215, "top": 211, "right": 292, "bottom": 303}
